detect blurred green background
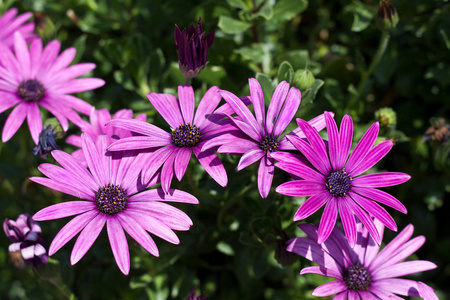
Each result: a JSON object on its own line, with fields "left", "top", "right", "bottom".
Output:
{"left": 0, "top": 0, "right": 449, "bottom": 299}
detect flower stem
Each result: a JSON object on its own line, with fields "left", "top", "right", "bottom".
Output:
{"left": 348, "top": 30, "right": 390, "bottom": 114}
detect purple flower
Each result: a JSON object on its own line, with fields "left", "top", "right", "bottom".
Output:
{"left": 0, "top": 8, "right": 36, "bottom": 48}
{"left": 107, "top": 85, "right": 229, "bottom": 192}
{"left": 202, "top": 78, "right": 327, "bottom": 198}
{"left": 66, "top": 108, "right": 146, "bottom": 165}
{"left": 0, "top": 32, "right": 105, "bottom": 144}
{"left": 274, "top": 112, "right": 410, "bottom": 246}
{"left": 31, "top": 133, "right": 198, "bottom": 275}
{"left": 286, "top": 220, "right": 438, "bottom": 299}
{"left": 186, "top": 288, "right": 207, "bottom": 300}
{"left": 174, "top": 18, "right": 215, "bottom": 78}
{"left": 3, "top": 214, "right": 48, "bottom": 268}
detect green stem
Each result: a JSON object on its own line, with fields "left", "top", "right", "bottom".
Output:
{"left": 184, "top": 76, "right": 192, "bottom": 85}
{"left": 348, "top": 30, "right": 390, "bottom": 113}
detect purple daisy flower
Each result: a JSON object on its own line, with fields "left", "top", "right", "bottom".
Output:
{"left": 286, "top": 220, "right": 438, "bottom": 299}
{"left": 107, "top": 85, "right": 229, "bottom": 192}
{"left": 174, "top": 18, "right": 215, "bottom": 79}
{"left": 0, "top": 32, "right": 104, "bottom": 144}
{"left": 0, "top": 8, "right": 36, "bottom": 48}
{"left": 31, "top": 133, "right": 198, "bottom": 275}
{"left": 202, "top": 78, "right": 327, "bottom": 198}
{"left": 66, "top": 108, "right": 146, "bottom": 165}
{"left": 3, "top": 213, "right": 48, "bottom": 268}
{"left": 274, "top": 112, "right": 410, "bottom": 246}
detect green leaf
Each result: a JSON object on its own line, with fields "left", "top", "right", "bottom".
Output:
{"left": 72, "top": 34, "right": 87, "bottom": 65}
{"left": 235, "top": 44, "right": 265, "bottom": 63}
{"left": 277, "top": 61, "right": 294, "bottom": 83}
{"left": 226, "top": 0, "right": 251, "bottom": 10}
{"left": 272, "top": 0, "right": 308, "bottom": 22}
{"left": 218, "top": 16, "right": 252, "bottom": 34}
{"left": 255, "top": 73, "right": 274, "bottom": 104}
{"left": 280, "top": 50, "right": 309, "bottom": 70}
{"left": 351, "top": 4, "right": 374, "bottom": 32}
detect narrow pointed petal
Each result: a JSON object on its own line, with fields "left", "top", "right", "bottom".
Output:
{"left": 349, "top": 140, "right": 393, "bottom": 177}
{"left": 128, "top": 188, "right": 199, "bottom": 204}
{"left": 276, "top": 180, "right": 325, "bottom": 197}
{"left": 349, "top": 191, "right": 397, "bottom": 231}
{"left": 81, "top": 134, "right": 107, "bottom": 186}
{"left": 14, "top": 32, "right": 30, "bottom": 78}
{"left": 300, "top": 266, "right": 342, "bottom": 279}
{"left": 351, "top": 187, "right": 407, "bottom": 214}
{"left": 228, "top": 114, "right": 262, "bottom": 142}
{"left": 324, "top": 112, "right": 340, "bottom": 170}
{"left": 266, "top": 81, "right": 289, "bottom": 135}
{"left": 71, "top": 214, "right": 107, "bottom": 264}
{"left": 237, "top": 149, "right": 264, "bottom": 171}
{"left": 345, "top": 122, "right": 379, "bottom": 171}
{"left": 178, "top": 85, "right": 195, "bottom": 124}
{"left": 141, "top": 146, "right": 176, "bottom": 184}
{"left": 248, "top": 78, "right": 265, "bottom": 127}
{"left": 161, "top": 149, "right": 178, "bottom": 193}
{"left": 27, "top": 103, "right": 43, "bottom": 144}
{"left": 117, "top": 213, "right": 159, "bottom": 257}
{"left": 338, "top": 198, "right": 357, "bottom": 247}
{"left": 417, "top": 281, "right": 439, "bottom": 300}
{"left": 257, "top": 157, "right": 275, "bottom": 198}
{"left": 108, "top": 136, "right": 171, "bottom": 151}
{"left": 174, "top": 147, "right": 192, "bottom": 181}
{"left": 51, "top": 78, "right": 105, "bottom": 94}
{"left": 147, "top": 93, "right": 183, "bottom": 129}
{"left": 49, "top": 210, "right": 98, "bottom": 255}
{"left": 273, "top": 86, "right": 301, "bottom": 137}
{"left": 372, "top": 261, "right": 437, "bottom": 280}
{"left": 106, "top": 217, "right": 130, "bottom": 275}
{"left": 317, "top": 196, "right": 338, "bottom": 244}
{"left": 107, "top": 119, "right": 170, "bottom": 139}
{"left": 338, "top": 115, "right": 353, "bottom": 169}
{"left": 220, "top": 90, "right": 262, "bottom": 137}
{"left": 33, "top": 201, "right": 96, "bottom": 221}
{"left": 275, "top": 158, "right": 325, "bottom": 183}
{"left": 286, "top": 135, "right": 330, "bottom": 175}
{"left": 352, "top": 172, "right": 411, "bottom": 188}
{"left": 193, "top": 86, "right": 221, "bottom": 128}
{"left": 311, "top": 280, "right": 348, "bottom": 297}
{"left": 350, "top": 200, "right": 382, "bottom": 245}
{"left": 294, "top": 191, "right": 330, "bottom": 221}
{"left": 2, "top": 102, "right": 28, "bottom": 142}
{"left": 193, "top": 146, "right": 228, "bottom": 187}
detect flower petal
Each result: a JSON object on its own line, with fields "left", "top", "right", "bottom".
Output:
{"left": 352, "top": 172, "right": 411, "bottom": 188}
{"left": 193, "top": 146, "right": 228, "bottom": 187}
{"left": 33, "top": 201, "right": 96, "bottom": 221}
{"left": 338, "top": 197, "right": 357, "bottom": 247}
{"left": 257, "top": 157, "right": 275, "bottom": 198}
{"left": 147, "top": 93, "right": 183, "bottom": 129}
{"left": 117, "top": 213, "right": 159, "bottom": 257}
{"left": 351, "top": 186, "right": 407, "bottom": 214}
{"left": 2, "top": 102, "right": 28, "bottom": 142}
{"left": 70, "top": 213, "right": 107, "bottom": 264}
{"left": 348, "top": 140, "right": 393, "bottom": 177}
{"left": 287, "top": 135, "right": 330, "bottom": 175}
{"left": 324, "top": 112, "right": 340, "bottom": 170}
{"left": 372, "top": 260, "right": 437, "bottom": 280}
{"left": 106, "top": 217, "right": 130, "bottom": 275}
{"left": 237, "top": 148, "right": 265, "bottom": 171}
{"left": 317, "top": 196, "right": 338, "bottom": 244}
{"left": 345, "top": 122, "right": 379, "bottom": 171}
{"left": 276, "top": 180, "right": 325, "bottom": 197}
{"left": 272, "top": 86, "right": 301, "bottom": 137}
{"left": 294, "top": 191, "right": 330, "bottom": 221}
{"left": 311, "top": 280, "right": 348, "bottom": 297}
{"left": 178, "top": 85, "right": 195, "bottom": 124}
{"left": 266, "top": 81, "right": 289, "bottom": 135}
{"left": 248, "top": 78, "right": 265, "bottom": 127}
{"left": 193, "top": 86, "right": 221, "bottom": 128}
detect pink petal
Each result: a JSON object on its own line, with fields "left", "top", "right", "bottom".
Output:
{"left": 107, "top": 119, "right": 170, "bottom": 140}
{"left": 348, "top": 140, "right": 393, "bottom": 177}
{"left": 193, "top": 146, "right": 228, "bottom": 187}
{"left": 276, "top": 180, "right": 325, "bottom": 197}
{"left": 317, "top": 196, "right": 338, "bottom": 244}
{"left": 70, "top": 214, "right": 107, "bottom": 264}
{"left": 117, "top": 213, "right": 159, "bottom": 256}
{"left": 33, "top": 201, "right": 96, "bottom": 221}
{"left": 2, "top": 102, "right": 28, "bottom": 142}
{"left": 147, "top": 93, "right": 183, "bottom": 129}
{"left": 338, "top": 197, "right": 357, "bottom": 247}
{"left": 345, "top": 122, "right": 379, "bottom": 171}
{"left": 300, "top": 266, "right": 342, "bottom": 279}
{"left": 26, "top": 103, "right": 42, "bottom": 144}
{"left": 81, "top": 133, "right": 107, "bottom": 186}
{"left": 193, "top": 86, "right": 221, "bottom": 128}
{"left": 13, "top": 32, "right": 30, "bottom": 78}
{"left": 338, "top": 115, "right": 353, "bottom": 169}
{"left": 272, "top": 86, "right": 301, "bottom": 137}
{"left": 248, "top": 78, "right": 265, "bottom": 127}
{"left": 351, "top": 186, "right": 407, "bottom": 214}
{"left": 287, "top": 135, "right": 330, "bottom": 175}
{"left": 372, "top": 261, "right": 437, "bottom": 280}
{"left": 49, "top": 210, "right": 98, "bottom": 255}
{"left": 294, "top": 191, "right": 330, "bottom": 221}
{"left": 174, "top": 147, "right": 192, "bottom": 181}
{"left": 106, "top": 217, "right": 130, "bottom": 275}
{"left": 51, "top": 78, "right": 105, "bottom": 94}
{"left": 311, "top": 280, "right": 348, "bottom": 297}
{"left": 265, "top": 81, "right": 289, "bottom": 135}
{"left": 178, "top": 85, "right": 195, "bottom": 124}
{"left": 324, "top": 112, "right": 340, "bottom": 170}
{"left": 237, "top": 149, "right": 265, "bottom": 171}
{"left": 352, "top": 172, "right": 411, "bottom": 188}
{"left": 107, "top": 136, "right": 171, "bottom": 150}
{"left": 128, "top": 188, "right": 199, "bottom": 204}
{"left": 257, "top": 157, "right": 275, "bottom": 198}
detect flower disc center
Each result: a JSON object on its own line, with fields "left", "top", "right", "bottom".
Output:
{"left": 344, "top": 265, "right": 372, "bottom": 290}
{"left": 17, "top": 80, "right": 46, "bottom": 102}
{"left": 326, "top": 169, "right": 352, "bottom": 197}
{"left": 172, "top": 124, "right": 202, "bottom": 147}
{"left": 259, "top": 134, "right": 279, "bottom": 153}
{"left": 95, "top": 184, "right": 128, "bottom": 215}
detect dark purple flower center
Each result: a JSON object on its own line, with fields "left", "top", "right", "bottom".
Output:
{"left": 326, "top": 169, "right": 352, "bottom": 197}
{"left": 344, "top": 265, "right": 372, "bottom": 290}
{"left": 259, "top": 134, "right": 279, "bottom": 153}
{"left": 172, "top": 124, "right": 202, "bottom": 147}
{"left": 17, "top": 80, "right": 46, "bottom": 102}
{"left": 95, "top": 184, "right": 128, "bottom": 215}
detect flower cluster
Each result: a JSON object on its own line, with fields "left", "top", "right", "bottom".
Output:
{"left": 0, "top": 7, "right": 439, "bottom": 299}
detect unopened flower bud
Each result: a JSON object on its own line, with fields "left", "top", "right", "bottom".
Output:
{"left": 376, "top": 0, "right": 399, "bottom": 32}
{"left": 33, "top": 124, "right": 63, "bottom": 159}
{"left": 374, "top": 107, "right": 397, "bottom": 129}
{"left": 174, "top": 18, "right": 215, "bottom": 79}
{"left": 293, "top": 69, "right": 315, "bottom": 92}
{"left": 186, "top": 288, "right": 207, "bottom": 300}
{"left": 3, "top": 214, "right": 48, "bottom": 268}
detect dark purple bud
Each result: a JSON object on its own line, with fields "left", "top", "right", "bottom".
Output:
{"left": 33, "top": 125, "right": 62, "bottom": 159}
{"left": 3, "top": 214, "right": 48, "bottom": 268}
{"left": 174, "top": 18, "right": 215, "bottom": 78}
{"left": 186, "top": 288, "right": 207, "bottom": 300}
